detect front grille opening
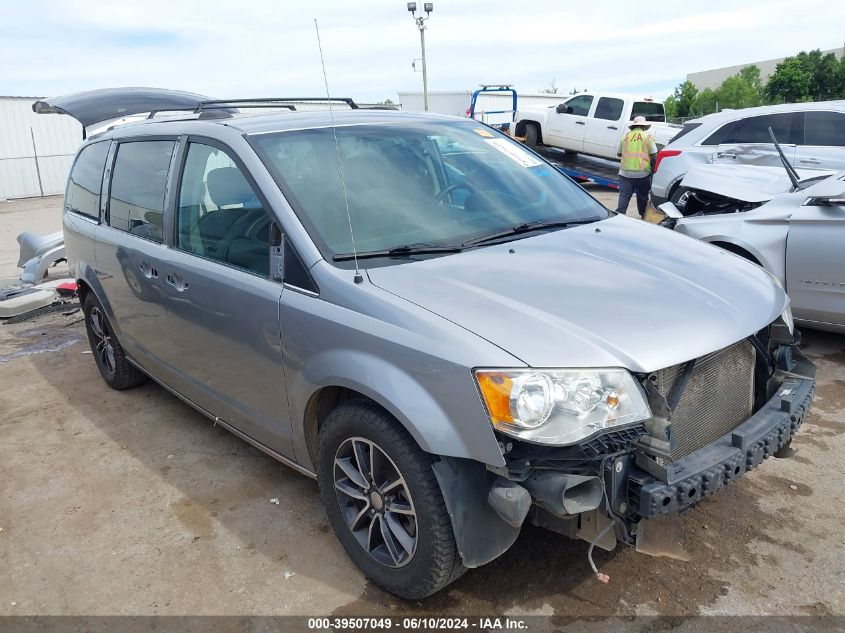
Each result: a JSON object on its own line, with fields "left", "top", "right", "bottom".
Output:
{"left": 655, "top": 339, "right": 756, "bottom": 459}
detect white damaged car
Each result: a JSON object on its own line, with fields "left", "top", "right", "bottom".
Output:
{"left": 658, "top": 138, "right": 845, "bottom": 333}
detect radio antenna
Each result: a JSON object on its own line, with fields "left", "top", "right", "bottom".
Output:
{"left": 314, "top": 18, "right": 362, "bottom": 284}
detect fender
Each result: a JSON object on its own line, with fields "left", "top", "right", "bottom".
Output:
{"left": 701, "top": 235, "right": 784, "bottom": 283}
{"left": 288, "top": 347, "right": 507, "bottom": 471}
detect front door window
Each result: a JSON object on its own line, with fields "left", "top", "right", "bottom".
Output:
{"left": 177, "top": 143, "right": 271, "bottom": 277}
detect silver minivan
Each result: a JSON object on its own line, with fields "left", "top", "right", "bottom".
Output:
{"left": 40, "top": 88, "right": 816, "bottom": 599}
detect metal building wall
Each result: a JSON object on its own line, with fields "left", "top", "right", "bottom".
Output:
{"left": 0, "top": 97, "right": 82, "bottom": 201}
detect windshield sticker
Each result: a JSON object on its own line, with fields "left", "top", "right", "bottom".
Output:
{"left": 484, "top": 138, "right": 543, "bottom": 168}
{"left": 473, "top": 128, "right": 494, "bottom": 138}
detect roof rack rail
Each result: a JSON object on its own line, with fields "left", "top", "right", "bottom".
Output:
{"left": 196, "top": 97, "right": 359, "bottom": 112}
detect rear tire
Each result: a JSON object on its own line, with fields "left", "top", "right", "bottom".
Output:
{"left": 522, "top": 123, "right": 539, "bottom": 148}
{"left": 317, "top": 399, "right": 465, "bottom": 599}
{"left": 82, "top": 292, "right": 147, "bottom": 390}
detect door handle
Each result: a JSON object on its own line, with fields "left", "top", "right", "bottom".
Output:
{"left": 139, "top": 262, "right": 158, "bottom": 279}
{"left": 165, "top": 272, "right": 189, "bottom": 292}
{"left": 575, "top": 121, "right": 586, "bottom": 125}
{"left": 607, "top": 125, "right": 618, "bottom": 130}
{"left": 716, "top": 151, "right": 737, "bottom": 159}
{"left": 799, "top": 158, "right": 822, "bottom": 165}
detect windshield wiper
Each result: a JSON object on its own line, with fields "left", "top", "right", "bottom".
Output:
{"left": 767, "top": 126, "right": 801, "bottom": 191}
{"left": 333, "top": 243, "right": 463, "bottom": 261}
{"left": 463, "top": 219, "right": 597, "bottom": 246}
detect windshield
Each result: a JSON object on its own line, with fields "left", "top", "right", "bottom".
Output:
{"left": 250, "top": 120, "right": 607, "bottom": 262}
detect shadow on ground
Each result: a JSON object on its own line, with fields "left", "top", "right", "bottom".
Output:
{"left": 19, "top": 319, "right": 844, "bottom": 616}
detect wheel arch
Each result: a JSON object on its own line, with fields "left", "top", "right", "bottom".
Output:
{"left": 74, "top": 262, "right": 122, "bottom": 335}
{"left": 514, "top": 119, "right": 542, "bottom": 143}
{"left": 303, "top": 385, "right": 372, "bottom": 467}
{"left": 294, "top": 352, "right": 505, "bottom": 472}
{"left": 709, "top": 239, "right": 763, "bottom": 266}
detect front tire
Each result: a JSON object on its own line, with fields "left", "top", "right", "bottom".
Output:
{"left": 522, "top": 123, "right": 539, "bottom": 148}
{"left": 317, "top": 399, "right": 465, "bottom": 599}
{"left": 669, "top": 185, "right": 691, "bottom": 211}
{"left": 82, "top": 292, "right": 147, "bottom": 390}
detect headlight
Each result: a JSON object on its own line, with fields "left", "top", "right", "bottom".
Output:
{"left": 475, "top": 368, "right": 651, "bottom": 445}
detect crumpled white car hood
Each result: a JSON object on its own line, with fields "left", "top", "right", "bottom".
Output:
{"left": 681, "top": 164, "right": 836, "bottom": 203}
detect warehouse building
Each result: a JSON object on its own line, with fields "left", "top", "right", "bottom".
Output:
{"left": 0, "top": 95, "right": 394, "bottom": 201}
{"left": 687, "top": 45, "right": 845, "bottom": 90}
{"left": 0, "top": 96, "right": 82, "bottom": 201}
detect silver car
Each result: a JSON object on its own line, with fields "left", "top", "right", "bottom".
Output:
{"left": 41, "top": 88, "right": 815, "bottom": 599}
{"left": 651, "top": 101, "right": 845, "bottom": 207}
{"left": 659, "top": 146, "right": 845, "bottom": 333}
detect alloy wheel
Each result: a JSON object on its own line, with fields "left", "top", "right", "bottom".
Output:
{"left": 89, "top": 306, "right": 116, "bottom": 376}
{"left": 333, "top": 437, "right": 418, "bottom": 568}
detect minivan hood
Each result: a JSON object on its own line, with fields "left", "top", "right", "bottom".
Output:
{"left": 367, "top": 216, "right": 786, "bottom": 372}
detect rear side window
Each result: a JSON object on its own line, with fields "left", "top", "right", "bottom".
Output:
{"left": 701, "top": 120, "right": 739, "bottom": 145}
{"left": 804, "top": 111, "right": 845, "bottom": 147}
{"left": 723, "top": 113, "right": 802, "bottom": 145}
{"left": 667, "top": 122, "right": 702, "bottom": 145}
{"left": 65, "top": 141, "right": 109, "bottom": 220}
{"left": 631, "top": 101, "right": 665, "bottom": 122}
{"left": 593, "top": 97, "right": 624, "bottom": 121}
{"left": 108, "top": 141, "right": 175, "bottom": 243}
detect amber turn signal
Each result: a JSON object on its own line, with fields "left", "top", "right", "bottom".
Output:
{"left": 476, "top": 371, "right": 513, "bottom": 423}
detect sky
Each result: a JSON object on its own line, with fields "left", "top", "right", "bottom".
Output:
{"left": 2, "top": 0, "right": 844, "bottom": 104}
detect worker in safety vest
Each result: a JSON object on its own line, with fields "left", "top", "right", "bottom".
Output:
{"left": 615, "top": 115, "right": 658, "bottom": 218}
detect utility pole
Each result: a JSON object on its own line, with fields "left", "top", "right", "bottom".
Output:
{"left": 407, "top": 3, "right": 433, "bottom": 111}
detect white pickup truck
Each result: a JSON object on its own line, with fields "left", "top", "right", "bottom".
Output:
{"left": 512, "top": 92, "right": 680, "bottom": 160}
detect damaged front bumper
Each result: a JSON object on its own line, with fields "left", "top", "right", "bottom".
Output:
{"left": 434, "top": 345, "right": 816, "bottom": 568}
{"left": 627, "top": 374, "right": 814, "bottom": 518}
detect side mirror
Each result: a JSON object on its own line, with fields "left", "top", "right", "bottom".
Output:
{"left": 556, "top": 104, "right": 571, "bottom": 114}
{"left": 270, "top": 223, "right": 285, "bottom": 282}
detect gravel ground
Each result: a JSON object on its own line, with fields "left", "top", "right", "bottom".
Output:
{"left": 0, "top": 192, "right": 843, "bottom": 623}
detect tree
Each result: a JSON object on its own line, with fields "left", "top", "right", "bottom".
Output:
{"left": 379, "top": 98, "right": 395, "bottom": 106}
{"left": 670, "top": 80, "right": 698, "bottom": 118}
{"left": 663, "top": 95, "right": 678, "bottom": 121}
{"left": 840, "top": 55, "right": 845, "bottom": 98}
{"left": 738, "top": 65, "right": 764, "bottom": 104}
{"left": 766, "top": 57, "right": 813, "bottom": 103}
{"left": 804, "top": 51, "right": 841, "bottom": 100}
{"left": 692, "top": 88, "right": 718, "bottom": 116}
{"left": 539, "top": 78, "right": 559, "bottom": 94}
{"left": 717, "top": 65, "right": 764, "bottom": 109}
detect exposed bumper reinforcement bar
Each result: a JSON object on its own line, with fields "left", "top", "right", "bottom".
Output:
{"left": 629, "top": 376, "right": 815, "bottom": 518}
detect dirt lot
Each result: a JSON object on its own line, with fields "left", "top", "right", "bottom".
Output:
{"left": 1, "top": 193, "right": 843, "bottom": 620}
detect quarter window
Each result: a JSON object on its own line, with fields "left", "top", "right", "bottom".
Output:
{"left": 65, "top": 141, "right": 109, "bottom": 220}
{"left": 176, "top": 142, "right": 271, "bottom": 277}
{"left": 593, "top": 97, "right": 624, "bottom": 121}
{"left": 804, "top": 112, "right": 845, "bottom": 147}
{"left": 564, "top": 95, "right": 593, "bottom": 117}
{"left": 108, "top": 141, "right": 175, "bottom": 243}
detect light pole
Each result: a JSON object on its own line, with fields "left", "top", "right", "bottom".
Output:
{"left": 407, "top": 3, "right": 433, "bottom": 111}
